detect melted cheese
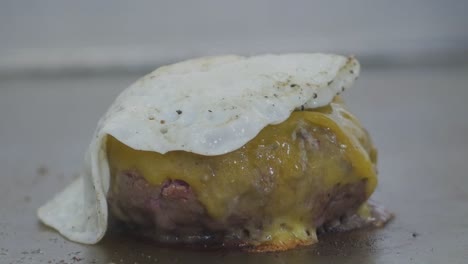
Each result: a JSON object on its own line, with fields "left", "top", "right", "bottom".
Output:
{"left": 107, "top": 99, "right": 377, "bottom": 244}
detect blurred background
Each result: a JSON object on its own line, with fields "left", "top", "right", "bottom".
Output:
{"left": 1, "top": 0, "right": 467, "bottom": 76}
{"left": 1, "top": 1, "right": 468, "bottom": 263}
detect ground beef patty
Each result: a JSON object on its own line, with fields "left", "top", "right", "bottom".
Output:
{"left": 108, "top": 170, "right": 369, "bottom": 246}
{"left": 106, "top": 108, "right": 391, "bottom": 251}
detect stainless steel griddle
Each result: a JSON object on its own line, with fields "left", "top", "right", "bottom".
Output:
{"left": 1, "top": 65, "right": 467, "bottom": 263}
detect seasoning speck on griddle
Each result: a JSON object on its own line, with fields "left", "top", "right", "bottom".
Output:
{"left": 37, "top": 165, "right": 49, "bottom": 176}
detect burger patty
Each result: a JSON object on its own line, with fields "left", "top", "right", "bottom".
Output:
{"left": 105, "top": 106, "right": 391, "bottom": 250}
{"left": 107, "top": 170, "right": 370, "bottom": 246}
